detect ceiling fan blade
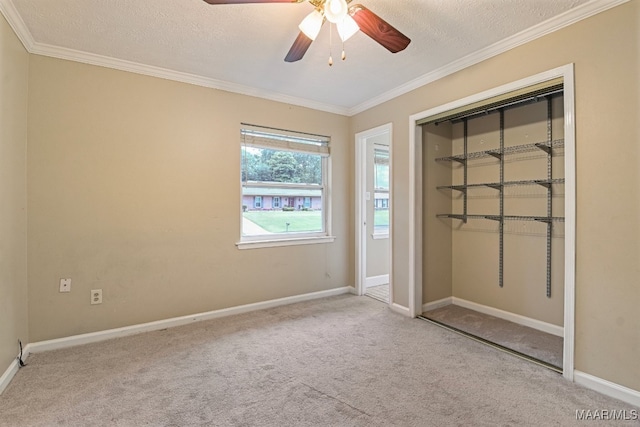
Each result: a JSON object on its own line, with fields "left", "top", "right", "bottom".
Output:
{"left": 349, "top": 4, "right": 411, "bottom": 53}
{"left": 203, "top": 0, "right": 299, "bottom": 4}
{"left": 284, "top": 32, "right": 313, "bottom": 62}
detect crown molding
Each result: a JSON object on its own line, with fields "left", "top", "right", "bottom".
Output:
{"left": 0, "top": 0, "right": 628, "bottom": 117}
{"left": 28, "top": 42, "right": 351, "bottom": 116}
{"left": 347, "top": 0, "right": 629, "bottom": 116}
{"left": 0, "top": 0, "right": 349, "bottom": 116}
{"left": 0, "top": 0, "right": 33, "bottom": 51}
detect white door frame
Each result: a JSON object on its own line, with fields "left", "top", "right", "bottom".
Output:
{"left": 407, "top": 64, "right": 576, "bottom": 380}
{"left": 355, "top": 123, "right": 393, "bottom": 302}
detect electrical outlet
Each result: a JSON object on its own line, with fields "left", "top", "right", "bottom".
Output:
{"left": 91, "top": 289, "right": 102, "bottom": 305}
{"left": 59, "top": 278, "right": 71, "bottom": 293}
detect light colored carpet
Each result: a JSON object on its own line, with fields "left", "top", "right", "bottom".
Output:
{"left": 365, "top": 284, "right": 389, "bottom": 303}
{"left": 423, "top": 304, "right": 563, "bottom": 369}
{"left": 0, "top": 295, "right": 637, "bottom": 426}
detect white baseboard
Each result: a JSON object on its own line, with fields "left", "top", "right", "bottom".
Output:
{"left": 5, "top": 290, "right": 639, "bottom": 410}
{"left": 422, "top": 297, "right": 453, "bottom": 313}
{"left": 347, "top": 286, "right": 357, "bottom": 295}
{"left": 574, "top": 370, "right": 640, "bottom": 408}
{"left": 0, "top": 359, "right": 20, "bottom": 395}
{"left": 365, "top": 274, "right": 389, "bottom": 288}
{"left": 28, "top": 286, "right": 352, "bottom": 354}
{"left": 451, "top": 297, "right": 564, "bottom": 337}
{"left": 0, "top": 348, "right": 31, "bottom": 395}
{"left": 390, "top": 303, "right": 410, "bottom": 316}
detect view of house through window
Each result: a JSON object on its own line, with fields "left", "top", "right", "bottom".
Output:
{"left": 374, "top": 146, "right": 390, "bottom": 234}
{"left": 241, "top": 124, "right": 330, "bottom": 240}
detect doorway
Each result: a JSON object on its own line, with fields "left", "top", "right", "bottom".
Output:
{"left": 408, "top": 65, "right": 576, "bottom": 379}
{"left": 355, "top": 124, "right": 392, "bottom": 304}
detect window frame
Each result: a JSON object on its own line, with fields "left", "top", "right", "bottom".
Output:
{"left": 237, "top": 124, "right": 335, "bottom": 250}
{"left": 372, "top": 145, "right": 390, "bottom": 238}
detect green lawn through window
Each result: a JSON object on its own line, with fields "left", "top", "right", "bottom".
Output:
{"left": 244, "top": 209, "right": 388, "bottom": 235}
{"left": 374, "top": 209, "right": 389, "bottom": 227}
{"left": 244, "top": 211, "right": 322, "bottom": 233}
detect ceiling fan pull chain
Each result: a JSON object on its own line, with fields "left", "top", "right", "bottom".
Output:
{"left": 328, "top": 24, "right": 333, "bottom": 66}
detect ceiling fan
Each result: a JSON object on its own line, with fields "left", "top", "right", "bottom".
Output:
{"left": 202, "top": 0, "right": 411, "bottom": 65}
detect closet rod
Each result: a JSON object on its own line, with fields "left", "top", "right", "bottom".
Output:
{"left": 435, "top": 90, "right": 563, "bottom": 126}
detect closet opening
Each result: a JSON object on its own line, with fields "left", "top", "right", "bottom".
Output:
{"left": 418, "top": 77, "right": 568, "bottom": 372}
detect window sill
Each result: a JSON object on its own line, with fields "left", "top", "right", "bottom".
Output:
{"left": 372, "top": 233, "right": 389, "bottom": 240}
{"left": 236, "top": 235, "right": 336, "bottom": 250}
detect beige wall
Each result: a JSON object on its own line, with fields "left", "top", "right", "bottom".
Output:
{"left": 26, "top": 56, "right": 351, "bottom": 342}
{"left": 1, "top": 0, "right": 638, "bottom": 396}
{"left": 0, "top": 15, "right": 29, "bottom": 374}
{"left": 351, "top": 2, "right": 639, "bottom": 391}
{"left": 422, "top": 124, "right": 453, "bottom": 303}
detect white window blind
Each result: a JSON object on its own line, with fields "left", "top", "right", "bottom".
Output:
{"left": 241, "top": 124, "right": 330, "bottom": 156}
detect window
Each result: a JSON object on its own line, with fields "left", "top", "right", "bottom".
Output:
{"left": 239, "top": 124, "right": 334, "bottom": 248}
{"left": 373, "top": 146, "right": 389, "bottom": 236}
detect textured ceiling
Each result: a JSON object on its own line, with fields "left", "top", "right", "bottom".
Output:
{"left": 6, "top": 0, "right": 596, "bottom": 114}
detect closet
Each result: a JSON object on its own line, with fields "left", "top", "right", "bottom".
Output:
{"left": 420, "top": 81, "right": 565, "bottom": 370}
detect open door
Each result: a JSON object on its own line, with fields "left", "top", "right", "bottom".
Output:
{"left": 356, "top": 124, "right": 392, "bottom": 304}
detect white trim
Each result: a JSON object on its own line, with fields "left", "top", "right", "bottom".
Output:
{"left": 451, "top": 297, "right": 564, "bottom": 337}
{"left": 0, "top": 0, "right": 33, "bottom": 51}
{"left": 410, "top": 66, "right": 574, "bottom": 125}
{"left": 365, "top": 274, "right": 389, "bottom": 288}
{"left": 325, "top": 149, "right": 334, "bottom": 248}
{"left": 27, "top": 286, "right": 351, "bottom": 354}
{"left": 0, "top": 0, "right": 625, "bottom": 117}
{"left": 5, "top": 303, "right": 638, "bottom": 409}
{"left": 36, "top": 43, "right": 350, "bottom": 116}
{"left": 574, "top": 371, "right": 640, "bottom": 408}
{"left": 0, "top": 346, "right": 32, "bottom": 395}
{"left": 562, "top": 64, "right": 577, "bottom": 381}
{"left": 389, "top": 303, "right": 410, "bottom": 316}
{"left": 387, "top": 130, "right": 394, "bottom": 307}
{"left": 239, "top": 125, "right": 332, "bottom": 245}
{"left": 0, "top": 0, "right": 347, "bottom": 116}
{"left": 355, "top": 131, "right": 365, "bottom": 296}
{"left": 236, "top": 235, "right": 335, "bottom": 250}
{"left": 0, "top": 359, "right": 20, "bottom": 395}
{"left": 408, "top": 65, "right": 576, "bottom": 379}
{"left": 355, "top": 123, "right": 393, "bottom": 300}
{"left": 371, "top": 232, "right": 389, "bottom": 240}
{"left": 422, "top": 297, "right": 454, "bottom": 313}
{"left": 1, "top": 357, "right": 20, "bottom": 395}
{"left": 408, "top": 119, "right": 422, "bottom": 317}
{"left": 422, "top": 296, "right": 564, "bottom": 337}
{"left": 347, "top": 0, "right": 629, "bottom": 115}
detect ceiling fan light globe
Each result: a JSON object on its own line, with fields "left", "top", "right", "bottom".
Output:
{"left": 324, "top": 0, "right": 348, "bottom": 24}
{"left": 298, "top": 10, "right": 323, "bottom": 40}
{"left": 337, "top": 15, "right": 359, "bottom": 42}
